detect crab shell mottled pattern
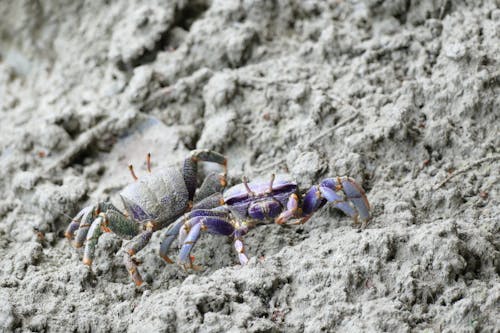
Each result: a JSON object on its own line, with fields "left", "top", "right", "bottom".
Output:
{"left": 119, "top": 167, "right": 189, "bottom": 223}
{"left": 223, "top": 174, "right": 297, "bottom": 219}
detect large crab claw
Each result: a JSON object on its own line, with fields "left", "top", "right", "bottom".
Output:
{"left": 276, "top": 177, "right": 371, "bottom": 227}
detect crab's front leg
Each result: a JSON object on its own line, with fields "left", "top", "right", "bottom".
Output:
{"left": 158, "top": 205, "right": 227, "bottom": 264}
{"left": 276, "top": 177, "right": 371, "bottom": 227}
{"left": 177, "top": 214, "right": 250, "bottom": 270}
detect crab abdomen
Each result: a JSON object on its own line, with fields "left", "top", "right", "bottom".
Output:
{"left": 120, "top": 167, "right": 189, "bottom": 222}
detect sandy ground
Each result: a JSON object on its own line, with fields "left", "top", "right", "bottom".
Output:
{"left": 0, "top": 0, "right": 499, "bottom": 332}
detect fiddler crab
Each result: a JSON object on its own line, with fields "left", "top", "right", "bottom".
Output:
{"left": 67, "top": 150, "right": 371, "bottom": 285}
{"left": 65, "top": 150, "right": 228, "bottom": 286}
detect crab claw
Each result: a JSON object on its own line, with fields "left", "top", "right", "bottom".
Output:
{"left": 318, "top": 177, "right": 371, "bottom": 226}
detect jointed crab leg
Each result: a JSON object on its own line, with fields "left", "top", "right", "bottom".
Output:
{"left": 83, "top": 215, "right": 104, "bottom": 265}
{"left": 276, "top": 177, "right": 371, "bottom": 226}
{"left": 275, "top": 194, "right": 300, "bottom": 225}
{"left": 184, "top": 150, "right": 227, "bottom": 200}
{"left": 234, "top": 238, "right": 249, "bottom": 265}
{"left": 317, "top": 177, "right": 370, "bottom": 225}
{"left": 159, "top": 207, "right": 227, "bottom": 263}
{"left": 64, "top": 205, "right": 92, "bottom": 241}
{"left": 68, "top": 202, "right": 123, "bottom": 248}
{"left": 82, "top": 209, "right": 142, "bottom": 280}
{"left": 73, "top": 206, "right": 97, "bottom": 248}
{"left": 195, "top": 172, "right": 227, "bottom": 202}
{"left": 178, "top": 215, "right": 240, "bottom": 269}
{"left": 123, "top": 224, "right": 154, "bottom": 286}
{"left": 192, "top": 192, "right": 225, "bottom": 210}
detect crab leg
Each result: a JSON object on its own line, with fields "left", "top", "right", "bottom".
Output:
{"left": 81, "top": 208, "right": 144, "bottom": 284}
{"left": 276, "top": 177, "right": 371, "bottom": 226}
{"left": 81, "top": 207, "right": 131, "bottom": 266}
{"left": 192, "top": 193, "right": 225, "bottom": 210}
{"left": 234, "top": 239, "right": 249, "bottom": 265}
{"left": 183, "top": 150, "right": 227, "bottom": 201}
{"left": 159, "top": 218, "right": 185, "bottom": 264}
{"left": 320, "top": 177, "right": 371, "bottom": 225}
{"left": 65, "top": 205, "right": 92, "bottom": 240}
{"left": 159, "top": 207, "right": 228, "bottom": 263}
{"left": 123, "top": 225, "right": 154, "bottom": 286}
{"left": 232, "top": 225, "right": 251, "bottom": 265}
{"left": 73, "top": 206, "right": 97, "bottom": 248}
{"left": 275, "top": 193, "right": 300, "bottom": 225}
{"left": 194, "top": 173, "right": 227, "bottom": 203}
{"left": 67, "top": 202, "right": 123, "bottom": 247}
{"left": 83, "top": 215, "right": 104, "bottom": 266}
{"left": 178, "top": 216, "right": 235, "bottom": 269}
{"left": 105, "top": 210, "right": 141, "bottom": 239}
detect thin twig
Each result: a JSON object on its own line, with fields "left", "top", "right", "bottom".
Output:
{"left": 301, "top": 112, "right": 359, "bottom": 148}
{"left": 433, "top": 154, "right": 500, "bottom": 190}
{"left": 45, "top": 118, "right": 116, "bottom": 173}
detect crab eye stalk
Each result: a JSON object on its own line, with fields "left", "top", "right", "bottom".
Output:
{"left": 128, "top": 164, "right": 138, "bottom": 180}
{"left": 267, "top": 174, "right": 275, "bottom": 193}
{"left": 242, "top": 176, "right": 256, "bottom": 196}
{"left": 146, "top": 153, "right": 152, "bottom": 173}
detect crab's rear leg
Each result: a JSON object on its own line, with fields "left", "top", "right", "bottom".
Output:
{"left": 67, "top": 202, "right": 122, "bottom": 248}
{"left": 82, "top": 209, "right": 139, "bottom": 266}
{"left": 65, "top": 205, "right": 93, "bottom": 243}
{"left": 123, "top": 223, "right": 155, "bottom": 286}
{"left": 83, "top": 215, "right": 105, "bottom": 266}
{"left": 82, "top": 209, "right": 143, "bottom": 284}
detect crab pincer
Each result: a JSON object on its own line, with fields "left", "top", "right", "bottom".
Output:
{"left": 279, "top": 177, "right": 371, "bottom": 227}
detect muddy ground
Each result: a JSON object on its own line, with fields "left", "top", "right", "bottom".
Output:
{"left": 0, "top": 0, "right": 499, "bottom": 332}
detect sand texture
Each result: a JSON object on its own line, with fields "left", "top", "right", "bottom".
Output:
{"left": 0, "top": 0, "right": 499, "bottom": 332}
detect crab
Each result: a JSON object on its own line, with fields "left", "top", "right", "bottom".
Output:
{"left": 65, "top": 149, "right": 228, "bottom": 285}
{"left": 160, "top": 174, "right": 371, "bottom": 269}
